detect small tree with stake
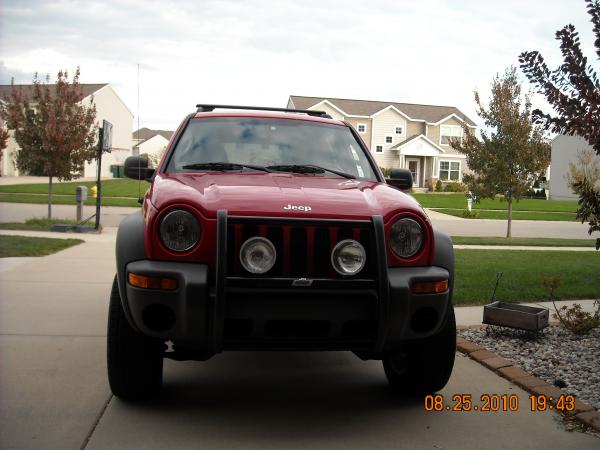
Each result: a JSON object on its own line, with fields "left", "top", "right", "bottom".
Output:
{"left": 0, "top": 68, "right": 97, "bottom": 218}
{"left": 519, "top": 0, "right": 600, "bottom": 249}
{"left": 451, "top": 67, "right": 551, "bottom": 238}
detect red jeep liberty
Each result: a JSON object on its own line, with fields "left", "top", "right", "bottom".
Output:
{"left": 108, "top": 105, "right": 456, "bottom": 400}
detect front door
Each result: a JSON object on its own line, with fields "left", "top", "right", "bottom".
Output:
{"left": 406, "top": 158, "right": 420, "bottom": 187}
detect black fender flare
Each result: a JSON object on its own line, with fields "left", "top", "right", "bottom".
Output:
{"left": 115, "top": 210, "right": 146, "bottom": 330}
{"left": 431, "top": 227, "right": 455, "bottom": 305}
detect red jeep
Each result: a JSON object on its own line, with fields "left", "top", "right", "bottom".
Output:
{"left": 108, "top": 105, "right": 456, "bottom": 400}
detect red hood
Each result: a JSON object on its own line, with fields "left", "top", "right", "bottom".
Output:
{"left": 149, "top": 172, "right": 425, "bottom": 223}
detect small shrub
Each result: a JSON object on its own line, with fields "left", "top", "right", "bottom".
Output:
{"left": 444, "top": 182, "right": 466, "bottom": 192}
{"left": 435, "top": 180, "right": 443, "bottom": 192}
{"left": 380, "top": 167, "right": 391, "bottom": 178}
{"left": 542, "top": 275, "right": 600, "bottom": 334}
{"left": 461, "top": 209, "right": 479, "bottom": 218}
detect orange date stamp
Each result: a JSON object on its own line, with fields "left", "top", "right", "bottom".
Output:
{"left": 424, "top": 394, "right": 576, "bottom": 412}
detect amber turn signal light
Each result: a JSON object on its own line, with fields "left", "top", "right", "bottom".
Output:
{"left": 128, "top": 273, "right": 178, "bottom": 290}
{"left": 411, "top": 279, "right": 448, "bottom": 294}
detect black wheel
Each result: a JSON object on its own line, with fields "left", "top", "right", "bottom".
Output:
{"left": 382, "top": 306, "right": 456, "bottom": 395}
{"left": 107, "top": 276, "right": 164, "bottom": 400}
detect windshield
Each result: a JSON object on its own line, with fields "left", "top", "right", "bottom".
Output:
{"left": 165, "top": 117, "right": 378, "bottom": 180}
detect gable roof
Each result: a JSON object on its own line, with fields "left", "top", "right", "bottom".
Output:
{"left": 0, "top": 83, "right": 108, "bottom": 103}
{"left": 391, "top": 133, "right": 466, "bottom": 157}
{"left": 390, "top": 134, "right": 437, "bottom": 150}
{"left": 132, "top": 127, "right": 174, "bottom": 142}
{"left": 289, "top": 95, "right": 476, "bottom": 126}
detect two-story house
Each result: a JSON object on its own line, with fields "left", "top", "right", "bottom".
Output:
{"left": 287, "top": 96, "right": 477, "bottom": 190}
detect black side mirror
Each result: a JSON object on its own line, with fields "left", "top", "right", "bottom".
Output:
{"left": 386, "top": 168, "right": 413, "bottom": 190}
{"left": 124, "top": 156, "right": 155, "bottom": 181}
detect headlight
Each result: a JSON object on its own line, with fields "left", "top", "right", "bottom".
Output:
{"left": 390, "top": 218, "right": 424, "bottom": 258}
{"left": 240, "top": 237, "right": 276, "bottom": 274}
{"left": 159, "top": 209, "right": 201, "bottom": 252}
{"left": 331, "top": 239, "right": 366, "bottom": 276}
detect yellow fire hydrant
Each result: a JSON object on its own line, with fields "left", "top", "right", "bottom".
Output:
{"left": 90, "top": 185, "right": 98, "bottom": 198}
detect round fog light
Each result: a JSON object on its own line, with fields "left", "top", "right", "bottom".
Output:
{"left": 240, "top": 237, "right": 277, "bottom": 274}
{"left": 331, "top": 239, "right": 366, "bottom": 276}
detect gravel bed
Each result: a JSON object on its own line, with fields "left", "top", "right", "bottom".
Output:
{"left": 458, "top": 325, "right": 600, "bottom": 410}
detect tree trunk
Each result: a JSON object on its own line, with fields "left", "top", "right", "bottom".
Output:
{"left": 506, "top": 197, "right": 513, "bottom": 238}
{"left": 48, "top": 175, "right": 53, "bottom": 219}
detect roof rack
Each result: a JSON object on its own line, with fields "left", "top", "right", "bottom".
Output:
{"left": 195, "top": 104, "right": 332, "bottom": 119}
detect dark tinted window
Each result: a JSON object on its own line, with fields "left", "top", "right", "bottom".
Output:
{"left": 166, "top": 117, "right": 378, "bottom": 180}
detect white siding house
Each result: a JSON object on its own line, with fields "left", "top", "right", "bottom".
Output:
{"left": 82, "top": 85, "right": 134, "bottom": 177}
{"left": 549, "top": 135, "right": 598, "bottom": 200}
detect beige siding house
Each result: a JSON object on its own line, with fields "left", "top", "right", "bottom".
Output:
{"left": 132, "top": 128, "right": 173, "bottom": 157}
{"left": 288, "top": 96, "right": 477, "bottom": 190}
{"left": 0, "top": 83, "right": 133, "bottom": 178}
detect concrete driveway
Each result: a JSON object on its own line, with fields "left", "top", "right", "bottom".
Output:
{"left": 0, "top": 235, "right": 598, "bottom": 449}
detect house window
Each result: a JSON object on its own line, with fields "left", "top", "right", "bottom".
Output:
{"left": 440, "top": 125, "right": 463, "bottom": 145}
{"left": 385, "top": 136, "right": 393, "bottom": 144}
{"left": 357, "top": 123, "right": 366, "bottom": 133}
{"left": 375, "top": 145, "right": 383, "bottom": 153}
{"left": 439, "top": 160, "right": 461, "bottom": 181}
{"left": 395, "top": 126, "right": 403, "bottom": 134}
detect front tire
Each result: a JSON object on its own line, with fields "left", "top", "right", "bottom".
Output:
{"left": 107, "top": 276, "right": 164, "bottom": 400}
{"left": 383, "top": 306, "right": 456, "bottom": 395}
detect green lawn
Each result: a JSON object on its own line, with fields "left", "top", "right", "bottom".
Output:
{"left": 413, "top": 193, "right": 577, "bottom": 212}
{"left": 0, "top": 193, "right": 141, "bottom": 207}
{"left": 0, "top": 218, "right": 84, "bottom": 231}
{"left": 451, "top": 236, "right": 595, "bottom": 247}
{"left": 0, "top": 179, "right": 148, "bottom": 207}
{"left": 437, "top": 208, "right": 577, "bottom": 221}
{"left": 0, "top": 179, "right": 149, "bottom": 197}
{"left": 453, "top": 249, "right": 600, "bottom": 305}
{"left": 0, "top": 235, "right": 83, "bottom": 257}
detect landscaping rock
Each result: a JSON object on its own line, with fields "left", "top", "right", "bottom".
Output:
{"left": 459, "top": 326, "right": 600, "bottom": 410}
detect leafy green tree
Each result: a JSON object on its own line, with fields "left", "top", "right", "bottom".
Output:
{"left": 520, "top": 0, "right": 600, "bottom": 249}
{"left": 451, "top": 67, "right": 551, "bottom": 237}
{"left": 0, "top": 68, "right": 97, "bottom": 218}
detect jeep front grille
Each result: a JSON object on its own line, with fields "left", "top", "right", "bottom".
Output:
{"left": 226, "top": 216, "right": 376, "bottom": 279}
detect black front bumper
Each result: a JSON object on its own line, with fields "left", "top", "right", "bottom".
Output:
{"left": 121, "top": 211, "right": 452, "bottom": 356}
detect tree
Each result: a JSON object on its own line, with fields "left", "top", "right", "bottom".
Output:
{"left": 451, "top": 67, "right": 551, "bottom": 237}
{"left": 519, "top": 0, "right": 600, "bottom": 249}
{"left": 0, "top": 68, "right": 97, "bottom": 218}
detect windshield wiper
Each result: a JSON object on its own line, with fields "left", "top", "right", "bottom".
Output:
{"left": 266, "top": 164, "right": 356, "bottom": 179}
{"left": 182, "top": 162, "right": 272, "bottom": 172}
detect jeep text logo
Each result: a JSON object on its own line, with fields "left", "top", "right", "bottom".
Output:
{"left": 283, "top": 204, "right": 312, "bottom": 212}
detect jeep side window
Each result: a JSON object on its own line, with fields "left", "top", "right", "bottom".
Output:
{"left": 165, "top": 117, "right": 378, "bottom": 180}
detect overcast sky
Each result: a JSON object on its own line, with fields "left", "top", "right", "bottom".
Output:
{"left": 0, "top": 0, "right": 597, "bottom": 131}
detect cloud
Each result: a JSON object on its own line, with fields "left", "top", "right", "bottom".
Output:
{"left": 1, "top": 0, "right": 597, "bottom": 129}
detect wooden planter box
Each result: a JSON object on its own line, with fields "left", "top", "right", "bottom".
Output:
{"left": 483, "top": 302, "right": 549, "bottom": 331}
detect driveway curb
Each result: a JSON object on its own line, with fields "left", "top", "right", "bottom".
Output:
{"left": 456, "top": 334, "right": 600, "bottom": 433}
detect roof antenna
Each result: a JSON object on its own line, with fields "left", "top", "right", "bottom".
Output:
{"left": 136, "top": 63, "right": 143, "bottom": 204}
